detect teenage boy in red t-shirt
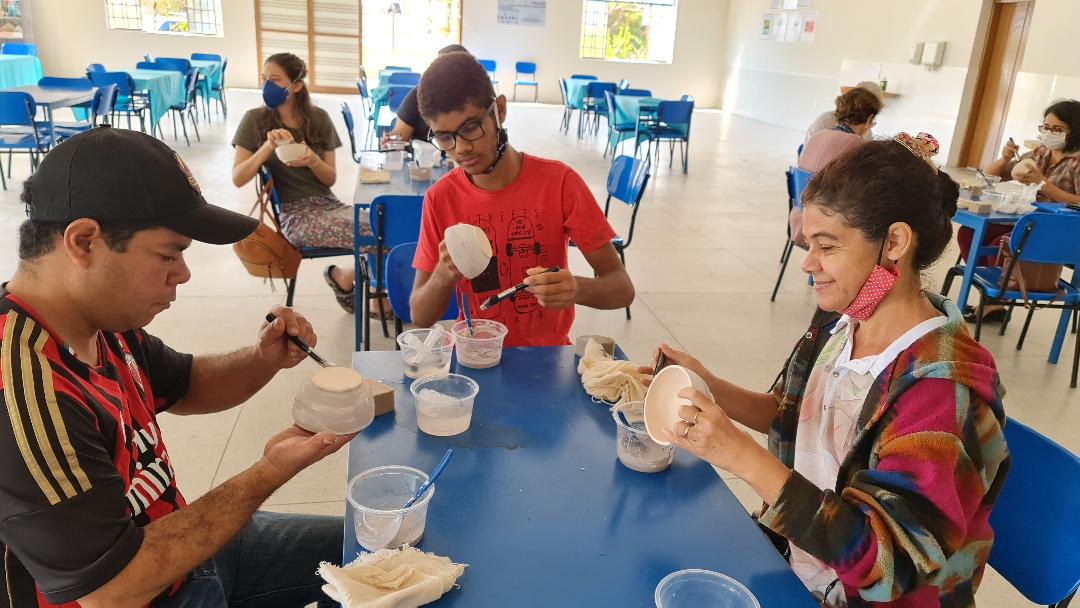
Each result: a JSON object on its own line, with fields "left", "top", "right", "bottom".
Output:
{"left": 410, "top": 52, "right": 635, "bottom": 347}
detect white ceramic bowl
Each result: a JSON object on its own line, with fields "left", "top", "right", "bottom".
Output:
{"left": 444, "top": 223, "right": 493, "bottom": 280}
{"left": 276, "top": 142, "right": 306, "bottom": 163}
{"left": 643, "top": 365, "right": 714, "bottom": 446}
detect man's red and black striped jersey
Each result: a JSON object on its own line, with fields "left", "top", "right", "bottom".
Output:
{"left": 0, "top": 290, "right": 192, "bottom": 607}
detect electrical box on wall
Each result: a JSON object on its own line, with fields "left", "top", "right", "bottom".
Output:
{"left": 909, "top": 42, "right": 924, "bottom": 65}
{"left": 921, "top": 41, "right": 946, "bottom": 69}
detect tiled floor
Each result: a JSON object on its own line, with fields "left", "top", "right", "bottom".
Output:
{"left": 5, "top": 91, "right": 1075, "bottom": 606}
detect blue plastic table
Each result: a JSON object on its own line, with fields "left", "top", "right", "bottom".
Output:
{"left": 343, "top": 347, "right": 817, "bottom": 607}
{"left": 5, "top": 85, "right": 95, "bottom": 143}
{"left": 0, "top": 54, "right": 41, "bottom": 89}
{"left": 126, "top": 68, "right": 184, "bottom": 131}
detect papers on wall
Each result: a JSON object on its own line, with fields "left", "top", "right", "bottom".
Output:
{"left": 798, "top": 0, "right": 813, "bottom": 7}
{"left": 800, "top": 12, "right": 818, "bottom": 42}
{"left": 497, "top": 0, "right": 546, "bottom": 27}
{"left": 770, "top": 0, "right": 782, "bottom": 8}
{"left": 784, "top": 12, "right": 802, "bottom": 42}
{"left": 782, "top": 0, "right": 799, "bottom": 9}
{"left": 760, "top": 13, "right": 779, "bottom": 39}
{"left": 772, "top": 12, "right": 788, "bottom": 42}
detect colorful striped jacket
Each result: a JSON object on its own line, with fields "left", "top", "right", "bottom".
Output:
{"left": 759, "top": 294, "right": 1010, "bottom": 607}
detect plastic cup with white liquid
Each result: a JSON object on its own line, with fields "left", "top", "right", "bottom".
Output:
{"left": 410, "top": 373, "right": 479, "bottom": 436}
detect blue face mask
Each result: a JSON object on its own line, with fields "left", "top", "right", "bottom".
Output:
{"left": 262, "top": 79, "right": 293, "bottom": 109}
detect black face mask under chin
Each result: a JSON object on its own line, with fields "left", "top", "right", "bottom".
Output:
{"left": 479, "top": 117, "right": 509, "bottom": 175}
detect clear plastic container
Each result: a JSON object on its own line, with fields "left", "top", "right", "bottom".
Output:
{"left": 655, "top": 570, "right": 760, "bottom": 608}
{"left": 347, "top": 465, "right": 433, "bottom": 550}
{"left": 451, "top": 319, "right": 508, "bottom": 369}
{"left": 383, "top": 150, "right": 404, "bottom": 171}
{"left": 410, "top": 373, "right": 479, "bottom": 436}
{"left": 397, "top": 328, "right": 455, "bottom": 379}
{"left": 612, "top": 401, "right": 674, "bottom": 473}
{"left": 292, "top": 369, "right": 374, "bottom": 435}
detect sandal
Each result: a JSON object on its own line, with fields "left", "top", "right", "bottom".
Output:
{"left": 963, "top": 308, "right": 1008, "bottom": 324}
{"left": 323, "top": 265, "right": 355, "bottom": 314}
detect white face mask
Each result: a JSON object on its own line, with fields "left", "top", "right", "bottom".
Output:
{"left": 1039, "top": 130, "right": 1068, "bottom": 151}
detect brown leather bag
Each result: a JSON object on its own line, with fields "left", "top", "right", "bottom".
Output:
{"left": 233, "top": 176, "right": 301, "bottom": 280}
{"left": 996, "top": 235, "right": 1064, "bottom": 304}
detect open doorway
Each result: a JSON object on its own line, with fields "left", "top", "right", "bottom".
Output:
{"left": 956, "top": 0, "right": 1036, "bottom": 168}
{"left": 360, "top": 0, "right": 462, "bottom": 78}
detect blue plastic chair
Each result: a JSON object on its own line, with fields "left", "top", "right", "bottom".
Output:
{"left": 385, "top": 242, "right": 459, "bottom": 339}
{"left": 681, "top": 94, "right": 695, "bottom": 103}
{"left": 617, "top": 78, "right": 629, "bottom": 91}
{"left": 603, "top": 155, "right": 650, "bottom": 319}
{"left": 207, "top": 57, "right": 228, "bottom": 118}
{"left": 340, "top": 102, "right": 363, "bottom": 163}
{"left": 143, "top": 53, "right": 155, "bottom": 63}
{"left": 354, "top": 194, "right": 425, "bottom": 351}
{"left": 154, "top": 57, "right": 192, "bottom": 75}
{"left": 191, "top": 52, "right": 222, "bottom": 62}
{"left": 355, "top": 77, "right": 377, "bottom": 149}
{"left": 557, "top": 77, "right": 576, "bottom": 134}
{"left": 477, "top": 59, "right": 498, "bottom": 92}
{"left": 88, "top": 71, "right": 151, "bottom": 133}
{"left": 969, "top": 212, "right": 1080, "bottom": 387}
{"left": 383, "top": 65, "right": 412, "bottom": 72}
{"left": 580, "top": 81, "right": 616, "bottom": 138}
{"left": 38, "top": 77, "right": 92, "bottom": 89}
{"left": 257, "top": 167, "right": 351, "bottom": 310}
{"left": 643, "top": 100, "right": 693, "bottom": 173}
{"left": 621, "top": 88, "right": 652, "bottom": 97}
{"left": 166, "top": 68, "right": 200, "bottom": 146}
{"left": 0, "top": 91, "right": 52, "bottom": 190}
{"left": 387, "top": 71, "right": 420, "bottom": 87}
{"left": 988, "top": 418, "right": 1080, "bottom": 607}
{"left": 603, "top": 90, "right": 637, "bottom": 159}
{"left": 54, "top": 84, "right": 117, "bottom": 139}
{"left": 191, "top": 53, "right": 223, "bottom": 118}
{"left": 569, "top": 74, "right": 597, "bottom": 81}
{"left": 513, "top": 61, "right": 538, "bottom": 102}
{"left": 771, "top": 166, "right": 814, "bottom": 301}
{"left": 135, "top": 61, "right": 167, "bottom": 71}
{"left": 1, "top": 42, "right": 36, "bottom": 56}
{"left": 86, "top": 63, "right": 106, "bottom": 74}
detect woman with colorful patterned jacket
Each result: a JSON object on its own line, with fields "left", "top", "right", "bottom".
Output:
{"left": 641, "top": 134, "right": 1010, "bottom": 607}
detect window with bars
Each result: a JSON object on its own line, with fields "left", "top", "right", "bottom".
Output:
{"left": 579, "top": 0, "right": 677, "bottom": 63}
{"left": 105, "top": 0, "right": 223, "bottom": 37}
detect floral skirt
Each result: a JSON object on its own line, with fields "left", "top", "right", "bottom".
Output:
{"left": 279, "top": 194, "right": 373, "bottom": 253}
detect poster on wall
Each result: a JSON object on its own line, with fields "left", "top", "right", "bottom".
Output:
{"left": 760, "top": 13, "right": 778, "bottom": 39}
{"left": 769, "top": 0, "right": 782, "bottom": 9}
{"left": 784, "top": 13, "right": 802, "bottom": 42}
{"left": 782, "top": 0, "right": 799, "bottom": 9}
{"left": 800, "top": 12, "right": 818, "bottom": 42}
{"left": 798, "top": 0, "right": 813, "bottom": 7}
{"left": 497, "top": 0, "right": 546, "bottom": 27}
{"left": 772, "top": 12, "right": 788, "bottom": 41}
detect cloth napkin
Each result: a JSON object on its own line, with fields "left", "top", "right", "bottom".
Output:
{"left": 576, "top": 338, "right": 648, "bottom": 405}
{"left": 319, "top": 546, "right": 466, "bottom": 608}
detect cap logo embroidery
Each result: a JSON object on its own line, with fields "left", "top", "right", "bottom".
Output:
{"left": 174, "top": 153, "right": 201, "bottom": 193}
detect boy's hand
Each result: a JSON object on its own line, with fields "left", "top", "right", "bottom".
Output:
{"left": 524, "top": 267, "right": 576, "bottom": 309}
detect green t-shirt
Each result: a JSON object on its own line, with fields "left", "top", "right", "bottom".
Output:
{"left": 232, "top": 105, "right": 343, "bottom": 204}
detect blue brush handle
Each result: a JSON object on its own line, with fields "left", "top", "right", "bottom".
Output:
{"left": 403, "top": 448, "right": 453, "bottom": 509}
{"left": 460, "top": 291, "right": 474, "bottom": 335}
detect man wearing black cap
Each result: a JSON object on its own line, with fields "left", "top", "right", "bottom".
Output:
{"left": 0, "top": 126, "right": 350, "bottom": 608}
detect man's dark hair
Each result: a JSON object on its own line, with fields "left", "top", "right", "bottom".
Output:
{"left": 438, "top": 44, "right": 469, "bottom": 55}
{"left": 18, "top": 183, "right": 158, "bottom": 260}
{"left": 1044, "top": 99, "right": 1080, "bottom": 153}
{"left": 417, "top": 52, "right": 495, "bottom": 123}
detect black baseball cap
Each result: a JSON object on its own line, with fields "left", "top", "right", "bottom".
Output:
{"left": 26, "top": 126, "right": 258, "bottom": 245}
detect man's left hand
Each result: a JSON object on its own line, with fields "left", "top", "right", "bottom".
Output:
{"left": 524, "top": 266, "right": 577, "bottom": 309}
{"left": 257, "top": 306, "right": 316, "bottom": 369}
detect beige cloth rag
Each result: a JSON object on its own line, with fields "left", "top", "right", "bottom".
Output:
{"left": 576, "top": 338, "right": 648, "bottom": 404}
{"left": 319, "top": 546, "right": 466, "bottom": 608}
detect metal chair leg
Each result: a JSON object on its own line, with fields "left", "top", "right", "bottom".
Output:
{"left": 190, "top": 108, "right": 201, "bottom": 141}
{"left": 974, "top": 299, "right": 986, "bottom": 342}
{"left": 1016, "top": 306, "right": 1036, "bottom": 351}
{"left": 179, "top": 113, "right": 190, "bottom": 147}
{"left": 999, "top": 302, "right": 1015, "bottom": 335}
{"left": 771, "top": 241, "right": 795, "bottom": 302}
{"left": 1072, "top": 323, "right": 1080, "bottom": 389}
{"left": 1073, "top": 308, "right": 1078, "bottom": 334}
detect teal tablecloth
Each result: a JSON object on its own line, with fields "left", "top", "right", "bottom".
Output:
{"left": 191, "top": 58, "right": 222, "bottom": 101}
{"left": 608, "top": 95, "right": 663, "bottom": 150}
{"left": 127, "top": 69, "right": 185, "bottom": 128}
{"left": 0, "top": 55, "right": 42, "bottom": 89}
{"left": 565, "top": 77, "right": 591, "bottom": 108}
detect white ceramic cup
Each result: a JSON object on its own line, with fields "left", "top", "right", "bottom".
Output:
{"left": 643, "top": 365, "right": 714, "bottom": 446}
{"left": 276, "top": 142, "right": 307, "bottom": 163}
{"left": 444, "top": 223, "right": 493, "bottom": 280}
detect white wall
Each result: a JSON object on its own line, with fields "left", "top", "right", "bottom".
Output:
{"left": 1001, "top": 0, "right": 1080, "bottom": 147}
{"left": 462, "top": 0, "right": 728, "bottom": 107}
{"left": 30, "top": 0, "right": 259, "bottom": 88}
{"left": 719, "top": 0, "right": 986, "bottom": 160}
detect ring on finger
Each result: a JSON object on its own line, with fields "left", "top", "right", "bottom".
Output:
{"left": 690, "top": 410, "right": 701, "bottom": 425}
{"left": 680, "top": 423, "right": 691, "bottom": 439}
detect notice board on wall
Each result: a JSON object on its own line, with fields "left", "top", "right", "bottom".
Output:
{"left": 497, "top": 0, "right": 546, "bottom": 27}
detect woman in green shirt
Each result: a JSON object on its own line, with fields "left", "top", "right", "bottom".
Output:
{"left": 232, "top": 52, "right": 371, "bottom": 313}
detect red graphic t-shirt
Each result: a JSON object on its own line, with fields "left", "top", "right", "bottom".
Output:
{"left": 414, "top": 154, "right": 616, "bottom": 347}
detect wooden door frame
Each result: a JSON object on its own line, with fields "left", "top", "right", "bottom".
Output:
{"left": 253, "top": 0, "right": 360, "bottom": 95}
{"left": 951, "top": 0, "right": 1035, "bottom": 167}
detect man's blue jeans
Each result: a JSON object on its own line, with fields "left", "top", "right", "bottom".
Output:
{"left": 155, "top": 511, "right": 342, "bottom": 607}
